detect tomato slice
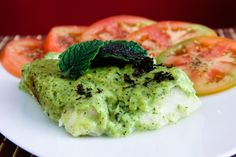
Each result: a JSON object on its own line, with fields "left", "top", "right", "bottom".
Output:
{"left": 156, "top": 36, "right": 236, "bottom": 95}
{"left": 126, "top": 21, "right": 217, "bottom": 58}
{"left": 44, "top": 26, "right": 87, "bottom": 53}
{"left": 126, "top": 25, "right": 171, "bottom": 57}
{"left": 1, "top": 37, "right": 44, "bottom": 78}
{"left": 154, "top": 21, "right": 217, "bottom": 44}
{"left": 80, "top": 15, "right": 156, "bottom": 41}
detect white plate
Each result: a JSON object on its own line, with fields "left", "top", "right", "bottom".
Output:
{"left": 0, "top": 64, "right": 236, "bottom": 157}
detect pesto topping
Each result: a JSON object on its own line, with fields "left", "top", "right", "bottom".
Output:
{"left": 143, "top": 71, "right": 175, "bottom": 86}
{"left": 96, "top": 88, "right": 103, "bottom": 93}
{"left": 124, "top": 74, "right": 135, "bottom": 84}
{"left": 76, "top": 84, "right": 92, "bottom": 98}
{"left": 20, "top": 59, "right": 200, "bottom": 137}
{"left": 132, "top": 57, "right": 154, "bottom": 77}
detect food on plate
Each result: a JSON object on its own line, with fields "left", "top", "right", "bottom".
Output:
{"left": 1, "top": 15, "right": 235, "bottom": 97}
{"left": 44, "top": 26, "right": 87, "bottom": 53}
{"left": 2, "top": 14, "right": 235, "bottom": 137}
{"left": 80, "top": 15, "right": 156, "bottom": 41}
{"left": 19, "top": 40, "right": 200, "bottom": 137}
{"left": 1, "top": 37, "right": 44, "bottom": 77}
{"left": 156, "top": 36, "right": 236, "bottom": 95}
{"left": 126, "top": 21, "right": 217, "bottom": 57}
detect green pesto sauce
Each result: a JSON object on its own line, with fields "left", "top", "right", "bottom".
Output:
{"left": 20, "top": 59, "right": 197, "bottom": 137}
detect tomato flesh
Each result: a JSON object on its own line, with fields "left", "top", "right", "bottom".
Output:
{"left": 126, "top": 25, "right": 171, "bottom": 57}
{"left": 126, "top": 21, "right": 217, "bottom": 58}
{"left": 156, "top": 37, "right": 236, "bottom": 95}
{"left": 154, "top": 21, "right": 217, "bottom": 44}
{"left": 1, "top": 37, "right": 44, "bottom": 77}
{"left": 80, "top": 15, "right": 156, "bottom": 41}
{"left": 44, "top": 26, "right": 87, "bottom": 53}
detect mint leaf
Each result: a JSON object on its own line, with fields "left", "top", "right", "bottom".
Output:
{"left": 58, "top": 40, "right": 149, "bottom": 78}
{"left": 59, "top": 40, "right": 104, "bottom": 78}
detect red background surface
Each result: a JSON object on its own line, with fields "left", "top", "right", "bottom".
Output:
{"left": 0, "top": 0, "right": 235, "bottom": 35}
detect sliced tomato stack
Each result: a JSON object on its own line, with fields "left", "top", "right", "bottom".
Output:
{"left": 156, "top": 36, "right": 236, "bottom": 95}
{"left": 1, "top": 37, "right": 44, "bottom": 77}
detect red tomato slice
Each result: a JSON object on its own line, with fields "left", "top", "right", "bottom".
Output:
{"left": 80, "top": 15, "right": 156, "bottom": 41}
{"left": 126, "top": 25, "right": 171, "bottom": 57}
{"left": 126, "top": 21, "right": 217, "bottom": 58}
{"left": 1, "top": 37, "right": 44, "bottom": 78}
{"left": 44, "top": 26, "right": 87, "bottom": 53}
{"left": 156, "top": 36, "right": 236, "bottom": 95}
{"left": 154, "top": 21, "right": 217, "bottom": 44}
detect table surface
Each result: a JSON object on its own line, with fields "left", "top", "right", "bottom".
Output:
{"left": 1, "top": 27, "right": 236, "bottom": 157}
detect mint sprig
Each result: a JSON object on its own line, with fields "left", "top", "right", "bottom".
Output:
{"left": 59, "top": 40, "right": 104, "bottom": 78}
{"left": 59, "top": 40, "right": 148, "bottom": 78}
